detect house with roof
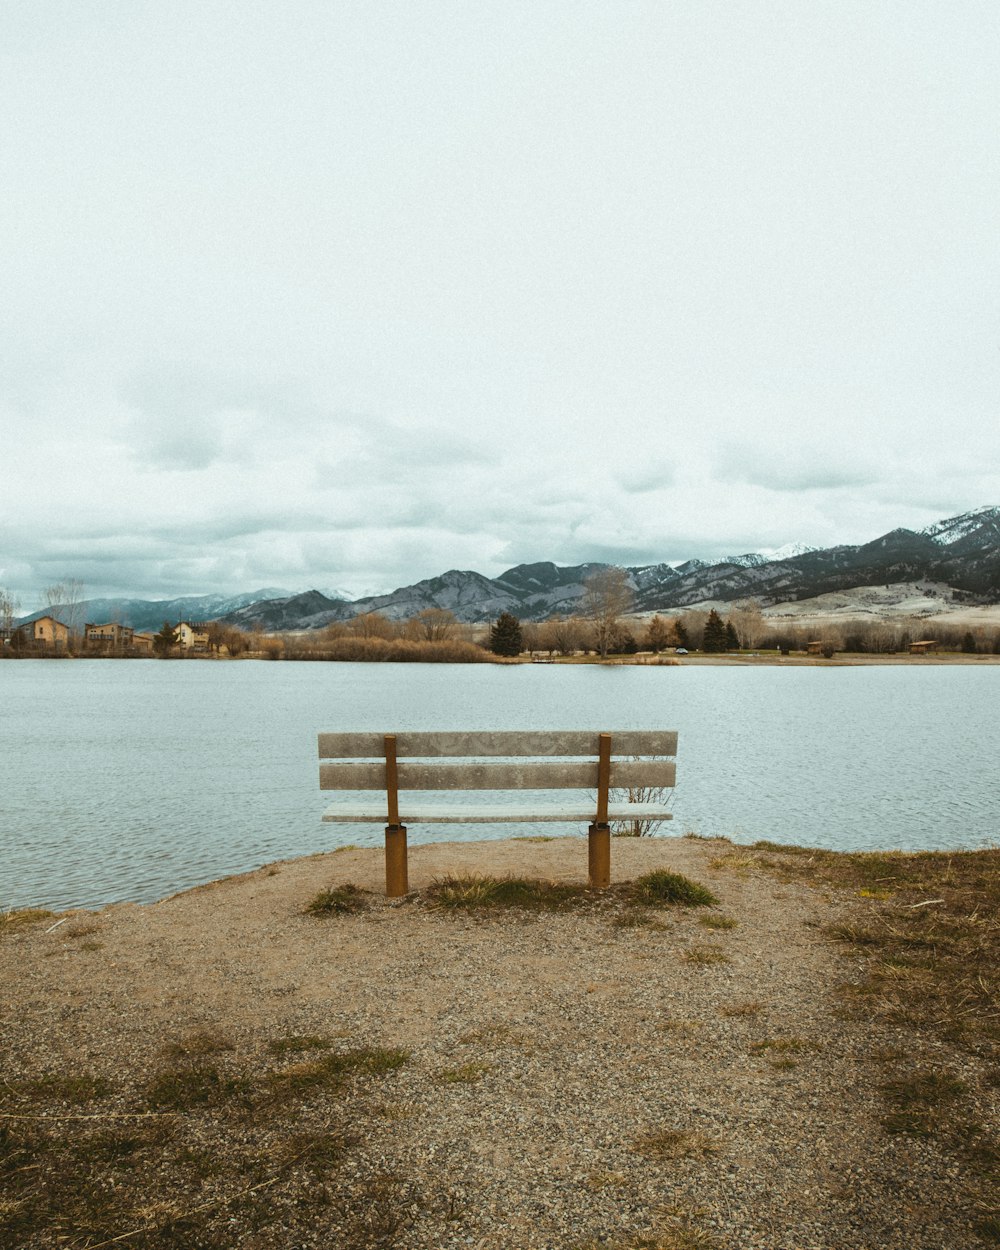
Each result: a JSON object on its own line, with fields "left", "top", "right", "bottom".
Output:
{"left": 84, "top": 622, "right": 134, "bottom": 650}
{"left": 176, "top": 621, "right": 210, "bottom": 652}
{"left": 14, "top": 615, "right": 70, "bottom": 650}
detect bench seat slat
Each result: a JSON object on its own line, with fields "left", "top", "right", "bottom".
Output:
{"left": 318, "top": 730, "right": 678, "bottom": 759}
{"left": 322, "top": 802, "right": 674, "bottom": 824}
{"left": 320, "top": 759, "right": 676, "bottom": 791}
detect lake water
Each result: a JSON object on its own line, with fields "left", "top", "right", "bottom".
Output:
{"left": 2, "top": 660, "right": 998, "bottom": 911}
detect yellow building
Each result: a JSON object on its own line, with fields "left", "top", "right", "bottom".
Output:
{"left": 176, "top": 621, "right": 210, "bottom": 651}
{"left": 84, "top": 622, "right": 134, "bottom": 649}
{"left": 17, "top": 615, "right": 70, "bottom": 649}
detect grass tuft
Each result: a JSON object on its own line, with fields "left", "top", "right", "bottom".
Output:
{"left": 683, "top": 944, "right": 730, "bottom": 966}
{"left": 698, "top": 913, "right": 737, "bottom": 930}
{"left": 305, "top": 883, "right": 370, "bottom": 916}
{"left": 425, "top": 874, "right": 587, "bottom": 912}
{"left": 633, "top": 870, "right": 718, "bottom": 908}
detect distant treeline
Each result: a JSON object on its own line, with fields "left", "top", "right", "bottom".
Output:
{"left": 5, "top": 601, "right": 1000, "bottom": 661}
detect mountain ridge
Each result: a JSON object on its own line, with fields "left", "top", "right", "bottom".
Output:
{"left": 18, "top": 506, "right": 1000, "bottom": 631}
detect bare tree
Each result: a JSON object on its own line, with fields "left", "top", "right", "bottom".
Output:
{"left": 349, "top": 611, "right": 398, "bottom": 640}
{"left": 409, "top": 608, "right": 459, "bottom": 642}
{"left": 730, "top": 598, "right": 766, "bottom": 649}
{"left": 519, "top": 619, "right": 540, "bottom": 654}
{"left": 540, "top": 615, "right": 581, "bottom": 656}
{"left": 42, "top": 578, "right": 86, "bottom": 646}
{"left": 608, "top": 756, "right": 672, "bottom": 837}
{"left": 0, "top": 585, "right": 19, "bottom": 638}
{"left": 582, "top": 567, "right": 634, "bottom": 658}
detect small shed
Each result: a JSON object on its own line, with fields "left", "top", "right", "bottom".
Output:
{"left": 909, "top": 640, "right": 939, "bottom": 654}
{"left": 806, "top": 640, "right": 825, "bottom": 654}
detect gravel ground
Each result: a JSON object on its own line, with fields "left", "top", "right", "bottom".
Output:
{"left": 0, "top": 836, "right": 981, "bottom": 1249}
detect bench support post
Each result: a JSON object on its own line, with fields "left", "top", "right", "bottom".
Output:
{"left": 385, "top": 824, "right": 408, "bottom": 897}
{"left": 383, "top": 734, "right": 408, "bottom": 896}
{"left": 588, "top": 823, "right": 611, "bottom": 889}
{"left": 588, "top": 732, "right": 612, "bottom": 888}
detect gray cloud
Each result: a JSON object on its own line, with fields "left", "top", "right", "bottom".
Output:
{"left": 2, "top": 4, "right": 999, "bottom": 602}
{"left": 714, "top": 441, "right": 882, "bottom": 493}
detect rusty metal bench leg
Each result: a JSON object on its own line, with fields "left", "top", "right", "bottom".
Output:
{"left": 385, "top": 824, "right": 408, "bottom": 897}
{"left": 588, "top": 822, "right": 611, "bottom": 889}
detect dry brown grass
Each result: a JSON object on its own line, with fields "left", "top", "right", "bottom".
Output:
{"left": 750, "top": 842, "right": 1000, "bottom": 1240}
{"left": 0, "top": 1039, "right": 415, "bottom": 1249}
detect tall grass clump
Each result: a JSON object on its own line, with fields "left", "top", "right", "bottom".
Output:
{"left": 633, "top": 870, "right": 719, "bottom": 907}
{"left": 425, "top": 874, "right": 588, "bottom": 912}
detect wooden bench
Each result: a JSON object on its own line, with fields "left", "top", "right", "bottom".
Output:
{"left": 319, "top": 730, "right": 677, "bottom": 897}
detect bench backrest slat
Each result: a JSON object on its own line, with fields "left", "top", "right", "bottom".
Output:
{"left": 319, "top": 759, "right": 676, "bottom": 792}
{"left": 318, "top": 729, "right": 678, "bottom": 759}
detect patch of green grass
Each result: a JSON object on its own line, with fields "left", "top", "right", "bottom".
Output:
{"left": 880, "top": 1068, "right": 967, "bottom": 1136}
{"left": 683, "top": 944, "right": 730, "bottom": 966}
{"left": 633, "top": 1128, "right": 720, "bottom": 1160}
{"left": 16, "top": 1073, "right": 112, "bottom": 1103}
{"left": 633, "top": 870, "right": 718, "bottom": 908}
{"left": 425, "top": 873, "right": 588, "bottom": 911}
{"left": 304, "top": 883, "right": 370, "bottom": 916}
{"left": 147, "top": 1064, "right": 252, "bottom": 1110}
{"left": 269, "top": 1046, "right": 409, "bottom": 1095}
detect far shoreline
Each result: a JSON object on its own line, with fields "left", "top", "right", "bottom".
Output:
{"left": 3, "top": 650, "right": 1000, "bottom": 666}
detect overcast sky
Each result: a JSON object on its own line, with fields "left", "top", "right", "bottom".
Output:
{"left": 2, "top": 1, "right": 998, "bottom": 604}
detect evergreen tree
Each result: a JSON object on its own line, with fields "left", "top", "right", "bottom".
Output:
{"left": 702, "top": 609, "right": 727, "bottom": 653}
{"left": 490, "top": 612, "right": 523, "bottom": 657}
{"left": 153, "top": 621, "right": 179, "bottom": 656}
{"left": 672, "top": 620, "right": 690, "bottom": 650}
{"left": 961, "top": 631, "right": 978, "bottom": 654}
{"left": 724, "top": 621, "right": 739, "bottom": 650}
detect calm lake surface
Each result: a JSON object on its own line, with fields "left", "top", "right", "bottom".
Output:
{"left": 2, "top": 660, "right": 998, "bottom": 911}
